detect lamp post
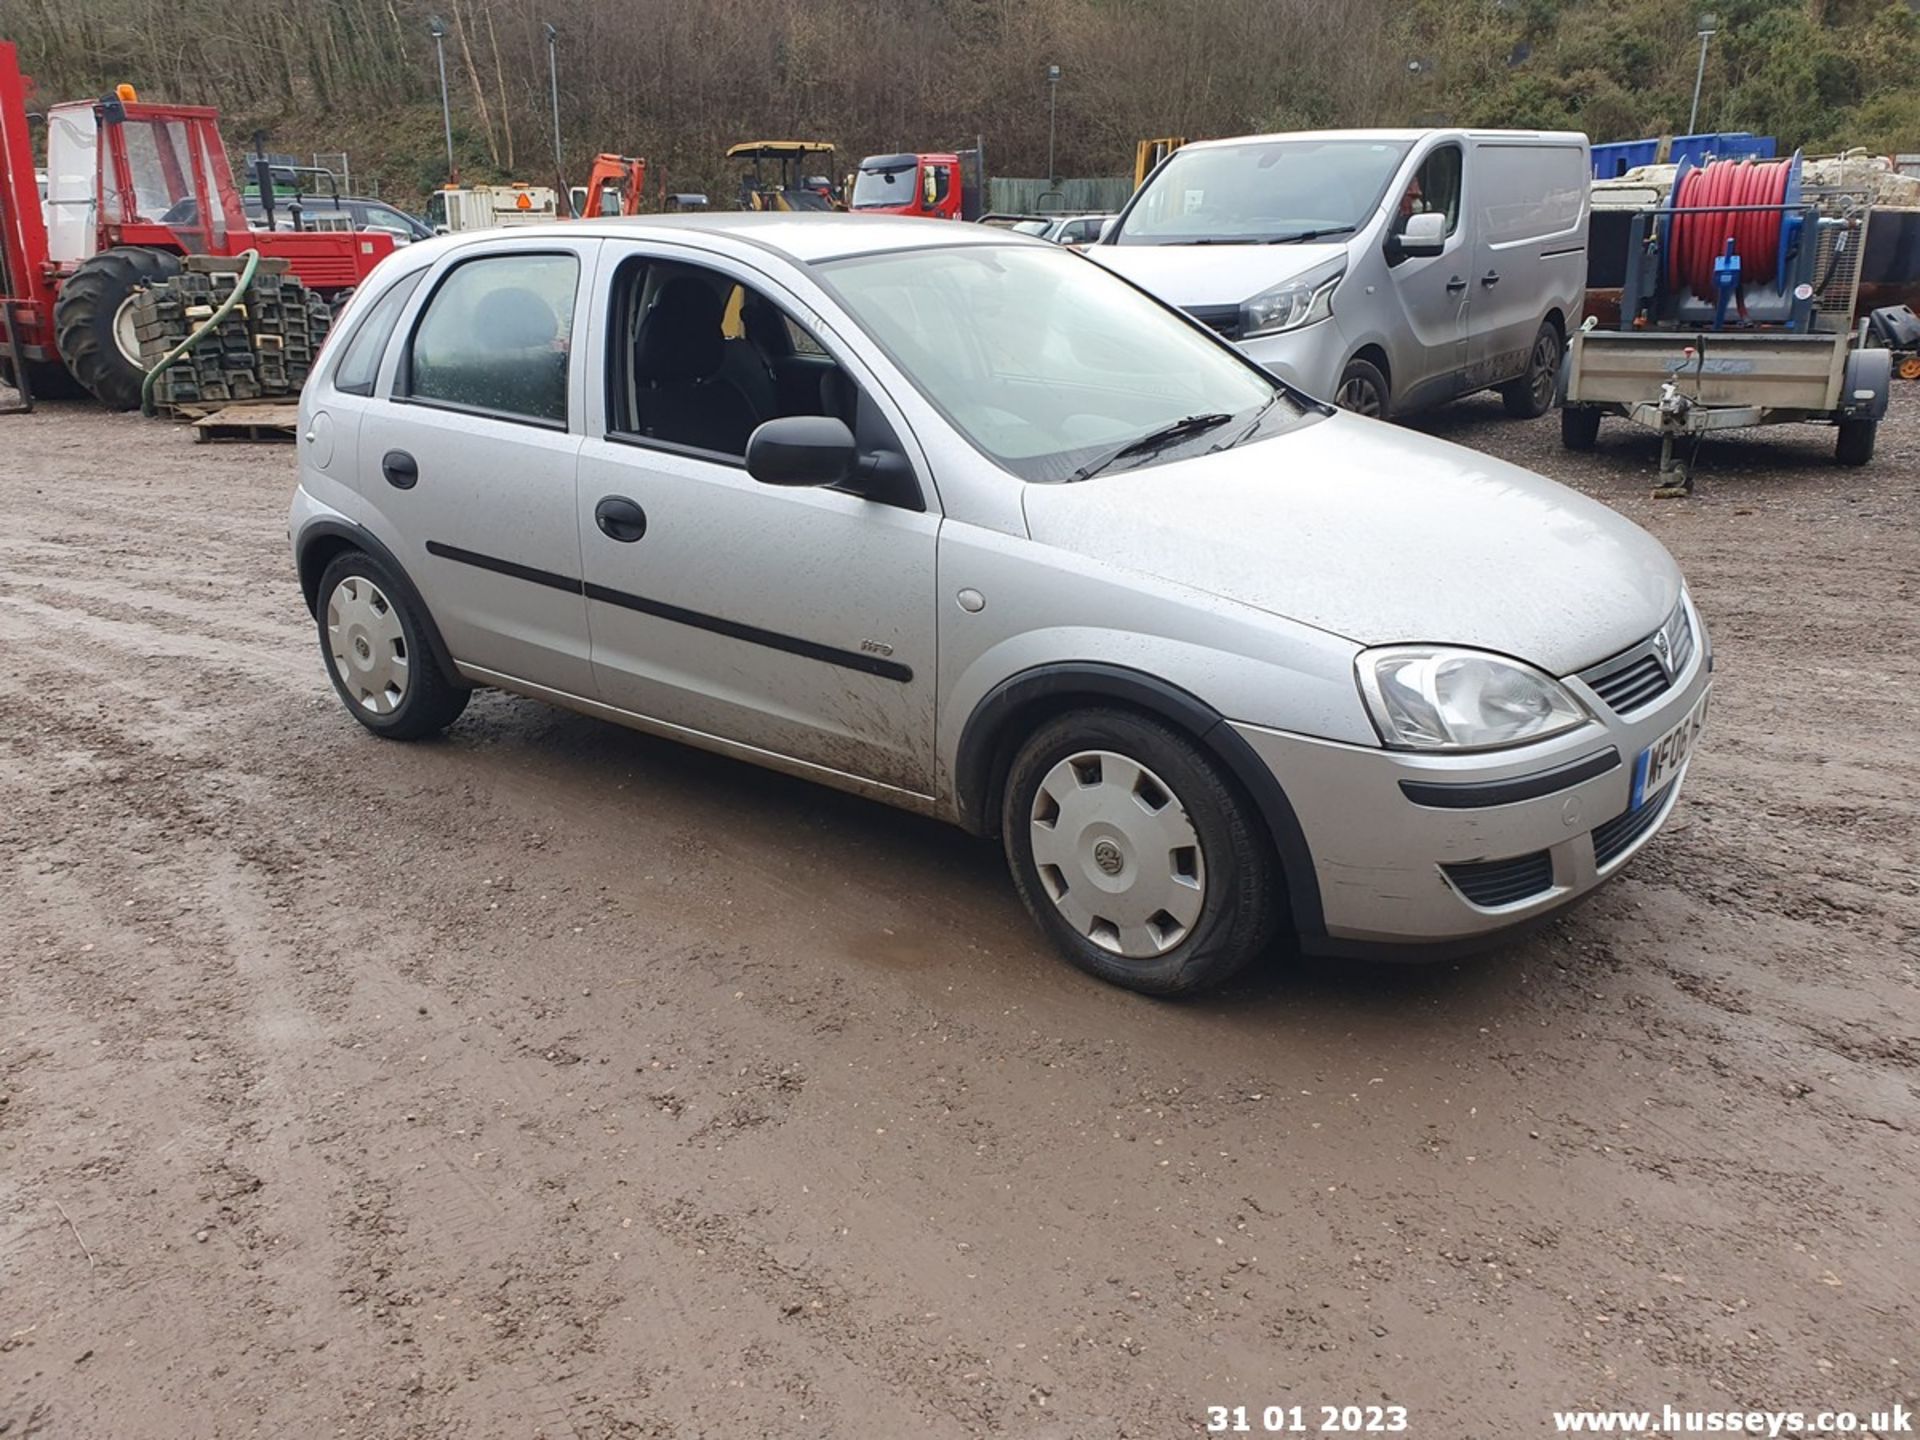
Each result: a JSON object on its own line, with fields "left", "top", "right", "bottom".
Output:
{"left": 1687, "top": 13, "right": 1717, "bottom": 138}
{"left": 1046, "top": 63, "right": 1061, "bottom": 185}
{"left": 428, "top": 15, "right": 456, "bottom": 183}
{"left": 545, "top": 23, "right": 564, "bottom": 203}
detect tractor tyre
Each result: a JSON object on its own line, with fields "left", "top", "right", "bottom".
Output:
{"left": 53, "top": 248, "right": 182, "bottom": 410}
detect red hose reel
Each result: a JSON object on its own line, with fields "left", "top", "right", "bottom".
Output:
{"left": 1665, "top": 157, "right": 1795, "bottom": 304}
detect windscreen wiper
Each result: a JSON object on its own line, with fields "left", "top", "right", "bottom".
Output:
{"left": 1267, "top": 225, "right": 1357, "bottom": 244}
{"left": 1068, "top": 413, "right": 1235, "bottom": 482}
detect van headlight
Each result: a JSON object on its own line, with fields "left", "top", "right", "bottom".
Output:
{"left": 1356, "top": 646, "right": 1591, "bottom": 751}
{"left": 1241, "top": 263, "right": 1342, "bottom": 338}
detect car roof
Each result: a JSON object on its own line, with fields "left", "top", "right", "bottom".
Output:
{"left": 398, "top": 213, "right": 1044, "bottom": 266}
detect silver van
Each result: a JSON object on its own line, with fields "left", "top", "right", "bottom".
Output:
{"left": 1091, "top": 129, "right": 1590, "bottom": 419}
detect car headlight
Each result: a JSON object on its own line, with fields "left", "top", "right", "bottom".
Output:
{"left": 1241, "top": 264, "right": 1342, "bottom": 338}
{"left": 1356, "top": 646, "right": 1591, "bottom": 751}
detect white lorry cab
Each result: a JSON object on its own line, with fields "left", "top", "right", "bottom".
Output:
{"left": 1090, "top": 129, "right": 1590, "bottom": 420}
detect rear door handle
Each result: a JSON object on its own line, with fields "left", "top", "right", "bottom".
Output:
{"left": 1445, "top": 276, "right": 1467, "bottom": 294}
{"left": 594, "top": 495, "right": 648, "bottom": 543}
{"left": 1480, "top": 270, "right": 1501, "bottom": 287}
{"left": 381, "top": 449, "right": 418, "bottom": 489}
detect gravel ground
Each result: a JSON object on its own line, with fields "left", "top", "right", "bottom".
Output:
{"left": 1, "top": 389, "right": 1915, "bottom": 1439}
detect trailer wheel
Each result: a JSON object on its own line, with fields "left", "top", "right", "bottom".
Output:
{"left": 1834, "top": 417, "right": 1876, "bottom": 467}
{"left": 1561, "top": 405, "right": 1602, "bottom": 452}
{"left": 53, "top": 248, "right": 182, "bottom": 410}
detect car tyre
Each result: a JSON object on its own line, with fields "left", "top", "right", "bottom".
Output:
{"left": 1001, "top": 708, "right": 1282, "bottom": 996}
{"left": 1834, "top": 416, "right": 1876, "bottom": 466}
{"left": 1501, "top": 321, "right": 1562, "bottom": 419}
{"left": 1561, "top": 404, "right": 1602, "bottom": 451}
{"left": 1334, "top": 358, "right": 1389, "bottom": 418}
{"left": 315, "top": 549, "right": 469, "bottom": 740}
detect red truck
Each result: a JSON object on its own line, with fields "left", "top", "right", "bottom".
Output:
{"left": 849, "top": 151, "right": 983, "bottom": 221}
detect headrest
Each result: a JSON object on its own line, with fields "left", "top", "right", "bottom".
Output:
{"left": 471, "top": 285, "right": 559, "bottom": 351}
{"left": 633, "top": 277, "right": 724, "bottom": 382}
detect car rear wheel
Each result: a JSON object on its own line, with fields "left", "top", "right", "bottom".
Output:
{"left": 316, "top": 550, "right": 469, "bottom": 740}
{"left": 1335, "top": 358, "right": 1388, "bottom": 418}
{"left": 1501, "top": 322, "right": 1562, "bottom": 418}
{"left": 1001, "top": 708, "right": 1282, "bottom": 996}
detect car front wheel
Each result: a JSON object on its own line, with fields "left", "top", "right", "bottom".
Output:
{"left": 315, "top": 549, "right": 469, "bottom": 740}
{"left": 1335, "top": 358, "right": 1389, "bottom": 418}
{"left": 1001, "top": 708, "right": 1282, "bottom": 996}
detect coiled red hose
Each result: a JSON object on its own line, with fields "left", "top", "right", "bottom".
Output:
{"left": 1667, "top": 157, "right": 1792, "bottom": 301}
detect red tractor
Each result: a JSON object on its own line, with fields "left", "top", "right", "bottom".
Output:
{"left": 0, "top": 41, "right": 392, "bottom": 408}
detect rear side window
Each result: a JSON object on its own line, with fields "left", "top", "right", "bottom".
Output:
{"left": 406, "top": 252, "right": 578, "bottom": 426}
{"left": 330, "top": 269, "right": 425, "bottom": 397}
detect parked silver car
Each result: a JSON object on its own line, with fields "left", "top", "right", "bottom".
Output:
{"left": 291, "top": 215, "right": 1710, "bottom": 995}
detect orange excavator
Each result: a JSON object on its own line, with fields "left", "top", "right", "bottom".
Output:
{"left": 572, "top": 153, "right": 646, "bottom": 218}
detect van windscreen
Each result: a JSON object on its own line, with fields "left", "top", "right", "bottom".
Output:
{"left": 1116, "top": 138, "right": 1412, "bottom": 246}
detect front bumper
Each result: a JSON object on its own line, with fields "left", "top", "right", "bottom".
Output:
{"left": 1234, "top": 320, "right": 1349, "bottom": 402}
{"left": 1233, "top": 619, "right": 1712, "bottom": 951}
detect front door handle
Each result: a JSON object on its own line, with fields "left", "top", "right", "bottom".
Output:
{"left": 1445, "top": 275, "right": 1467, "bottom": 294}
{"left": 1480, "top": 269, "right": 1501, "bottom": 287}
{"left": 594, "top": 495, "right": 648, "bottom": 543}
{"left": 381, "top": 449, "right": 418, "bottom": 489}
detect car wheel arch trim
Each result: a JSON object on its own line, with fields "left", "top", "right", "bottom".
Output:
{"left": 296, "top": 520, "right": 463, "bottom": 690}
{"left": 954, "top": 661, "right": 1326, "bottom": 939}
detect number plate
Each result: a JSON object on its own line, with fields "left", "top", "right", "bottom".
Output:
{"left": 1631, "top": 689, "right": 1708, "bottom": 809}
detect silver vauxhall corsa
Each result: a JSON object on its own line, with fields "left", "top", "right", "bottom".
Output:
{"left": 291, "top": 214, "right": 1710, "bottom": 995}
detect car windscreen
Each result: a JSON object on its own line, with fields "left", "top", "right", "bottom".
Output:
{"left": 851, "top": 164, "right": 915, "bottom": 209}
{"left": 1116, "top": 138, "right": 1413, "bottom": 245}
{"left": 817, "top": 244, "right": 1299, "bottom": 483}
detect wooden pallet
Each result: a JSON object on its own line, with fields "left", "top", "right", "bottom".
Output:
{"left": 187, "top": 401, "right": 301, "bottom": 444}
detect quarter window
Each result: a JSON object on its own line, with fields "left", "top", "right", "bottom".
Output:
{"left": 330, "top": 269, "right": 425, "bottom": 397}
{"left": 407, "top": 252, "right": 578, "bottom": 425}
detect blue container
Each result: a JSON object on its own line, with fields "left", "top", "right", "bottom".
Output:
{"left": 1668, "top": 132, "right": 1776, "bottom": 168}
{"left": 1592, "top": 139, "right": 1660, "bottom": 178}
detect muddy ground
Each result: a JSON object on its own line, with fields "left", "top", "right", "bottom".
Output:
{"left": 1, "top": 390, "right": 1915, "bottom": 1440}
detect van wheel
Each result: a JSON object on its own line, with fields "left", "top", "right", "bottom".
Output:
{"left": 1501, "top": 322, "right": 1562, "bottom": 418}
{"left": 1335, "top": 359, "right": 1388, "bottom": 418}
{"left": 1834, "top": 417, "right": 1876, "bottom": 466}
{"left": 1561, "top": 404, "right": 1602, "bottom": 451}
{"left": 1001, "top": 708, "right": 1281, "bottom": 996}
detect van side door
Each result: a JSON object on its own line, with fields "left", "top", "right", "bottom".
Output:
{"left": 1467, "top": 138, "right": 1589, "bottom": 387}
{"left": 1382, "top": 141, "right": 1471, "bottom": 410}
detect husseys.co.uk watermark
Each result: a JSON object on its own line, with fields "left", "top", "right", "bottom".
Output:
{"left": 1551, "top": 1404, "right": 1912, "bottom": 1436}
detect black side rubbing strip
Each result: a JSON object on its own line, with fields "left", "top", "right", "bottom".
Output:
{"left": 423, "top": 541, "right": 913, "bottom": 683}
{"left": 425, "top": 540, "right": 582, "bottom": 595}
{"left": 582, "top": 582, "right": 913, "bottom": 682}
{"left": 1398, "top": 748, "right": 1620, "bottom": 810}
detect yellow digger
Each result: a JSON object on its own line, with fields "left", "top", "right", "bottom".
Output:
{"left": 729, "top": 141, "right": 841, "bottom": 212}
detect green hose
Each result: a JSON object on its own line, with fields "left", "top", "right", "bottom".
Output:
{"left": 140, "top": 248, "right": 261, "bottom": 417}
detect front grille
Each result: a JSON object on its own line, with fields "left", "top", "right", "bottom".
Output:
{"left": 1442, "top": 850, "right": 1555, "bottom": 908}
{"left": 1577, "top": 602, "right": 1695, "bottom": 716}
{"left": 1183, "top": 304, "right": 1243, "bottom": 340}
{"left": 1592, "top": 789, "right": 1669, "bottom": 868}
{"left": 1589, "top": 653, "right": 1672, "bottom": 713}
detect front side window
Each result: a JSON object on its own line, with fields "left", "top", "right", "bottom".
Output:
{"left": 820, "top": 243, "right": 1298, "bottom": 482}
{"left": 1116, "top": 138, "right": 1413, "bottom": 245}
{"left": 331, "top": 269, "right": 426, "bottom": 397}
{"left": 1391, "top": 144, "right": 1463, "bottom": 246}
{"left": 407, "top": 252, "right": 577, "bottom": 425}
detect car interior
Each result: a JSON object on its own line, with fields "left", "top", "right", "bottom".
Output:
{"left": 609, "top": 258, "right": 892, "bottom": 465}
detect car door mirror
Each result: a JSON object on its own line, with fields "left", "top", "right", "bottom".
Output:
{"left": 1394, "top": 210, "right": 1446, "bottom": 258}
{"left": 745, "top": 416, "right": 856, "bottom": 487}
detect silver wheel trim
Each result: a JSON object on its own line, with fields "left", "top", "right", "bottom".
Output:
{"left": 1337, "top": 373, "right": 1383, "bottom": 417}
{"left": 1529, "top": 332, "right": 1558, "bottom": 407}
{"left": 325, "top": 575, "right": 410, "bottom": 716}
{"left": 1028, "top": 750, "right": 1208, "bottom": 959}
{"left": 112, "top": 292, "right": 144, "bottom": 367}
